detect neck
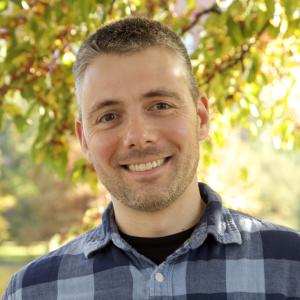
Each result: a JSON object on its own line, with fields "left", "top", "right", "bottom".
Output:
{"left": 111, "top": 179, "right": 205, "bottom": 238}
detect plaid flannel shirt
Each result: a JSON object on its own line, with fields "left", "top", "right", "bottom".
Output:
{"left": 2, "top": 182, "right": 300, "bottom": 299}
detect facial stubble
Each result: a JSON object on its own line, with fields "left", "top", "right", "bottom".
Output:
{"left": 92, "top": 133, "right": 200, "bottom": 213}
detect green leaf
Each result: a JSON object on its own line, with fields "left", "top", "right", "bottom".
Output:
{"left": 51, "top": 145, "right": 68, "bottom": 179}
{"left": 14, "top": 115, "right": 28, "bottom": 132}
{"left": 0, "top": 0, "right": 8, "bottom": 12}
{"left": 227, "top": 16, "right": 243, "bottom": 46}
{"left": 2, "top": 103, "right": 22, "bottom": 117}
{"left": 134, "top": 0, "right": 142, "bottom": 9}
{"left": 79, "top": 0, "right": 94, "bottom": 22}
{"left": 44, "top": 6, "right": 51, "bottom": 25}
{"left": 0, "top": 108, "right": 3, "bottom": 130}
{"left": 244, "top": 17, "right": 256, "bottom": 38}
{"left": 283, "top": 0, "right": 299, "bottom": 20}
{"left": 22, "top": 85, "right": 35, "bottom": 100}
{"left": 10, "top": 0, "right": 22, "bottom": 8}
{"left": 265, "top": 0, "right": 275, "bottom": 19}
{"left": 284, "top": 19, "right": 300, "bottom": 37}
{"left": 214, "top": 130, "right": 225, "bottom": 147}
{"left": 30, "top": 16, "right": 41, "bottom": 40}
{"left": 71, "top": 159, "right": 88, "bottom": 182}
{"left": 227, "top": 0, "right": 244, "bottom": 18}
{"left": 239, "top": 167, "right": 249, "bottom": 181}
{"left": 32, "top": 143, "right": 47, "bottom": 164}
{"left": 247, "top": 55, "right": 261, "bottom": 82}
{"left": 267, "top": 24, "right": 280, "bottom": 38}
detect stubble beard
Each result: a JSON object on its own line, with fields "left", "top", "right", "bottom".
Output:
{"left": 93, "top": 143, "right": 200, "bottom": 213}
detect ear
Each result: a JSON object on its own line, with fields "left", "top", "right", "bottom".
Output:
{"left": 196, "top": 95, "right": 210, "bottom": 141}
{"left": 75, "top": 118, "right": 91, "bottom": 162}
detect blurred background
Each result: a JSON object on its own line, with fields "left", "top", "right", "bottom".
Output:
{"left": 0, "top": 0, "right": 300, "bottom": 294}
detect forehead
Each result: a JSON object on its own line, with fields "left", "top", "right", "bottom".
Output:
{"left": 81, "top": 47, "right": 190, "bottom": 102}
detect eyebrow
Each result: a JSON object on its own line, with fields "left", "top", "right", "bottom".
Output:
{"left": 88, "top": 99, "right": 119, "bottom": 119}
{"left": 87, "top": 88, "right": 183, "bottom": 119}
{"left": 142, "top": 89, "right": 183, "bottom": 102}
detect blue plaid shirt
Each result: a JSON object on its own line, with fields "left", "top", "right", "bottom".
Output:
{"left": 3, "top": 183, "right": 300, "bottom": 299}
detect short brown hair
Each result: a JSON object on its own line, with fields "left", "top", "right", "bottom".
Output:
{"left": 73, "top": 17, "right": 199, "bottom": 105}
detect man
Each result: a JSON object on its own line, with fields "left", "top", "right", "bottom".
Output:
{"left": 3, "top": 17, "right": 300, "bottom": 300}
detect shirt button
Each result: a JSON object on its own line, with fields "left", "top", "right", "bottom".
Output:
{"left": 155, "top": 272, "right": 164, "bottom": 282}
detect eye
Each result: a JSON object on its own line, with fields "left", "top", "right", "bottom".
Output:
{"left": 151, "top": 102, "right": 172, "bottom": 111}
{"left": 97, "top": 113, "right": 118, "bottom": 124}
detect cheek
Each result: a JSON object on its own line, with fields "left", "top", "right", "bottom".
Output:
{"left": 164, "top": 117, "right": 196, "bottom": 145}
{"left": 87, "top": 131, "right": 119, "bottom": 166}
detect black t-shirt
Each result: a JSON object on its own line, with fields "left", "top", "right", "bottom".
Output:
{"left": 120, "top": 225, "right": 196, "bottom": 265}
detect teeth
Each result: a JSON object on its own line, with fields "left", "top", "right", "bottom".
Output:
{"left": 128, "top": 159, "right": 165, "bottom": 172}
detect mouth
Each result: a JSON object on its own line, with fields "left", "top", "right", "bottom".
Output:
{"left": 121, "top": 157, "right": 171, "bottom": 173}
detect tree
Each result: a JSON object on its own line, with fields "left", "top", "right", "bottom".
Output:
{"left": 1, "top": 0, "right": 300, "bottom": 240}
{"left": 0, "top": 0, "right": 299, "bottom": 179}
{"left": 0, "top": 120, "right": 99, "bottom": 244}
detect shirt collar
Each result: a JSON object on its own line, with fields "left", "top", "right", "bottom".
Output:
{"left": 84, "top": 182, "right": 242, "bottom": 258}
{"left": 83, "top": 202, "right": 114, "bottom": 258}
{"left": 188, "top": 182, "right": 242, "bottom": 249}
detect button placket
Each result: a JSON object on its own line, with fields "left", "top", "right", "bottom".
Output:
{"left": 149, "top": 267, "right": 171, "bottom": 297}
{"left": 155, "top": 272, "right": 164, "bottom": 282}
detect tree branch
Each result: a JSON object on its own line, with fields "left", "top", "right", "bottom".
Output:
{"left": 108, "top": 0, "right": 116, "bottom": 16}
{"left": 181, "top": 5, "right": 221, "bottom": 35}
{"left": 199, "top": 20, "right": 270, "bottom": 86}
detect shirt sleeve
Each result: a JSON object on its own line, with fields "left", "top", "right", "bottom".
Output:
{"left": 1, "top": 273, "right": 18, "bottom": 300}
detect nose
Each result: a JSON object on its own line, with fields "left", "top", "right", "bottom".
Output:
{"left": 122, "top": 113, "right": 157, "bottom": 149}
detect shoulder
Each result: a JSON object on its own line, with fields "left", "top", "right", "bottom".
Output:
{"left": 230, "top": 209, "right": 300, "bottom": 260}
{"left": 3, "top": 226, "right": 101, "bottom": 299}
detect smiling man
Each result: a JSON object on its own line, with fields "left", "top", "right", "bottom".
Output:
{"left": 3, "top": 17, "right": 300, "bottom": 300}
{"left": 76, "top": 46, "right": 209, "bottom": 238}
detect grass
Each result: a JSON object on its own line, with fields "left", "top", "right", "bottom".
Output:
{"left": 0, "top": 243, "right": 47, "bottom": 262}
{"left": 0, "top": 242, "right": 47, "bottom": 296}
{"left": 0, "top": 262, "right": 25, "bottom": 296}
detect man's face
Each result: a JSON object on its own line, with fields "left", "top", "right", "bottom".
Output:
{"left": 76, "top": 47, "right": 209, "bottom": 212}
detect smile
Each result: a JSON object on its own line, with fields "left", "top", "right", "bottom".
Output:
{"left": 126, "top": 158, "right": 167, "bottom": 172}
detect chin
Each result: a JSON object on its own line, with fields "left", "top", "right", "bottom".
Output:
{"left": 119, "top": 190, "right": 177, "bottom": 213}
